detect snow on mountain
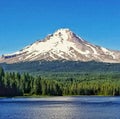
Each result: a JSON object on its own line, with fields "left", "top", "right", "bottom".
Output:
{"left": 0, "top": 28, "right": 120, "bottom": 63}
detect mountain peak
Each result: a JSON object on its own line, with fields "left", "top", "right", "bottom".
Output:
{"left": 52, "top": 28, "right": 74, "bottom": 41}
{"left": 54, "top": 28, "right": 72, "bottom": 34}
{"left": 1, "top": 28, "right": 120, "bottom": 63}
{"left": 57, "top": 28, "right": 70, "bottom": 30}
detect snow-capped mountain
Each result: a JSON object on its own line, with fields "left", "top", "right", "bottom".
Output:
{"left": 0, "top": 28, "right": 120, "bottom": 63}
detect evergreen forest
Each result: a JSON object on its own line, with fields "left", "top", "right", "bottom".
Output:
{"left": 1, "top": 66, "right": 120, "bottom": 97}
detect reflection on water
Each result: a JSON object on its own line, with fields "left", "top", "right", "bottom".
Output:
{"left": 0, "top": 96, "right": 120, "bottom": 119}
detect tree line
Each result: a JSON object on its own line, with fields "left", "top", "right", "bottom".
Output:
{"left": 0, "top": 66, "right": 120, "bottom": 97}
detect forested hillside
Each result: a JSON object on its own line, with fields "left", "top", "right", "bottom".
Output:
{"left": 1, "top": 66, "right": 120, "bottom": 97}
{"left": 1, "top": 61, "right": 120, "bottom": 74}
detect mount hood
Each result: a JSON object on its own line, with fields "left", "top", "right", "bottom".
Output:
{"left": 0, "top": 28, "right": 120, "bottom": 63}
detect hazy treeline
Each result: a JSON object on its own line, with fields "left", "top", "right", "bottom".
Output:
{"left": 0, "top": 66, "right": 120, "bottom": 97}
{"left": 2, "top": 61, "right": 120, "bottom": 74}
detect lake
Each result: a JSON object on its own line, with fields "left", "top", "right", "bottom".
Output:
{"left": 0, "top": 96, "right": 120, "bottom": 119}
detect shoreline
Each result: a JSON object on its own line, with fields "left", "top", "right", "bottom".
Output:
{"left": 0, "top": 95, "right": 119, "bottom": 98}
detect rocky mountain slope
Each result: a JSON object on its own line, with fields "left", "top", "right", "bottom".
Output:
{"left": 0, "top": 28, "right": 120, "bottom": 63}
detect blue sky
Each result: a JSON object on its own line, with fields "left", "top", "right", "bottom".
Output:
{"left": 0, "top": 0, "right": 120, "bottom": 55}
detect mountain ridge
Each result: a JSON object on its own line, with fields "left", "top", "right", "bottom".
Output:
{"left": 0, "top": 28, "right": 120, "bottom": 63}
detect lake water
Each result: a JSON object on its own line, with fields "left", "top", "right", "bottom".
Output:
{"left": 0, "top": 96, "right": 120, "bottom": 119}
